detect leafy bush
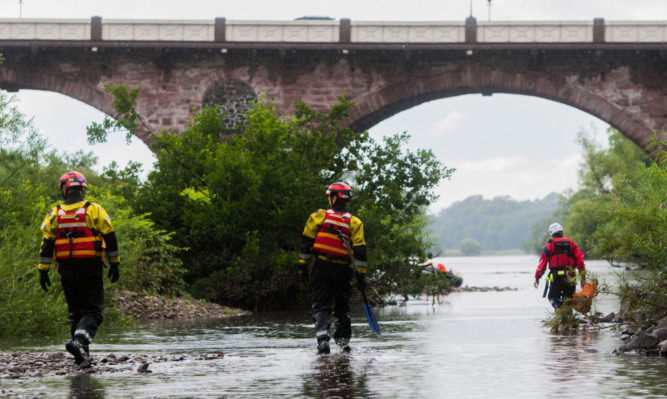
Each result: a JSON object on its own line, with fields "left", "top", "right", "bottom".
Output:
{"left": 0, "top": 182, "right": 68, "bottom": 337}
{"left": 0, "top": 91, "right": 186, "bottom": 337}
{"left": 543, "top": 303, "right": 581, "bottom": 333}
{"left": 587, "top": 133, "right": 667, "bottom": 324}
{"left": 85, "top": 188, "right": 187, "bottom": 297}
{"left": 92, "top": 87, "right": 453, "bottom": 308}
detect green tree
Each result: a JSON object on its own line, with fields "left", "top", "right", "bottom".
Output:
{"left": 586, "top": 133, "right": 666, "bottom": 324}
{"left": 530, "top": 126, "right": 665, "bottom": 326}
{"left": 432, "top": 193, "right": 560, "bottom": 253}
{"left": 0, "top": 89, "right": 185, "bottom": 338}
{"left": 89, "top": 86, "right": 452, "bottom": 308}
{"left": 526, "top": 127, "right": 653, "bottom": 255}
{"left": 459, "top": 238, "right": 482, "bottom": 256}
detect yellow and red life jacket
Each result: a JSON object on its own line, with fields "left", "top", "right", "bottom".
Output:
{"left": 54, "top": 201, "right": 103, "bottom": 260}
{"left": 312, "top": 209, "right": 352, "bottom": 259}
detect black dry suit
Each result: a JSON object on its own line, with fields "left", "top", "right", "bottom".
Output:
{"left": 299, "top": 202, "right": 367, "bottom": 348}
{"left": 536, "top": 237, "right": 585, "bottom": 309}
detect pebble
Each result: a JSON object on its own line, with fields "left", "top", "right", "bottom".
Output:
{"left": 0, "top": 350, "right": 225, "bottom": 381}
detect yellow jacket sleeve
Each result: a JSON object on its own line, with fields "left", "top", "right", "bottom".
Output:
{"left": 85, "top": 202, "right": 115, "bottom": 235}
{"left": 299, "top": 209, "right": 326, "bottom": 265}
{"left": 40, "top": 206, "right": 59, "bottom": 240}
{"left": 349, "top": 216, "right": 368, "bottom": 274}
{"left": 302, "top": 209, "right": 326, "bottom": 239}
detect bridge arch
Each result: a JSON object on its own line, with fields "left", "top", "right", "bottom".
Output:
{"left": 0, "top": 18, "right": 664, "bottom": 153}
{"left": 11, "top": 89, "right": 155, "bottom": 176}
{"left": 347, "top": 64, "right": 660, "bottom": 152}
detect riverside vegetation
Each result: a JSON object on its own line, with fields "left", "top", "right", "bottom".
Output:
{"left": 528, "top": 127, "right": 666, "bottom": 339}
{"left": 1, "top": 81, "right": 664, "bottom": 342}
{"left": 0, "top": 85, "right": 453, "bottom": 339}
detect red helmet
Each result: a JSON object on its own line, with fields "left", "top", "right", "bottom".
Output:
{"left": 326, "top": 182, "right": 353, "bottom": 200}
{"left": 59, "top": 171, "right": 87, "bottom": 191}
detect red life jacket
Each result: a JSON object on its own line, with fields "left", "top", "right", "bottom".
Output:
{"left": 546, "top": 237, "right": 577, "bottom": 269}
{"left": 312, "top": 209, "right": 352, "bottom": 259}
{"left": 54, "top": 202, "right": 103, "bottom": 260}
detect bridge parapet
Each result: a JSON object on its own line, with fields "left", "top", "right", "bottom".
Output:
{"left": 606, "top": 21, "right": 667, "bottom": 42}
{"left": 0, "top": 19, "right": 90, "bottom": 40}
{"left": 351, "top": 21, "right": 465, "bottom": 43}
{"left": 0, "top": 18, "right": 665, "bottom": 43}
{"left": 477, "top": 21, "right": 593, "bottom": 42}
{"left": 102, "top": 19, "right": 215, "bottom": 41}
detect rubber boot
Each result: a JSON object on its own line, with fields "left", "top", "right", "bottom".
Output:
{"left": 334, "top": 337, "right": 351, "bottom": 352}
{"left": 66, "top": 336, "right": 91, "bottom": 368}
{"left": 317, "top": 338, "right": 330, "bottom": 355}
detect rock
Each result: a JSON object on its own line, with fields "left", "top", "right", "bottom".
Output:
{"left": 652, "top": 327, "right": 667, "bottom": 341}
{"left": 625, "top": 332, "right": 660, "bottom": 350}
{"left": 659, "top": 340, "right": 667, "bottom": 356}
{"left": 656, "top": 316, "right": 667, "bottom": 330}
{"left": 600, "top": 312, "right": 616, "bottom": 322}
{"left": 584, "top": 348, "right": 598, "bottom": 353}
{"left": 137, "top": 362, "right": 152, "bottom": 373}
{"left": 113, "top": 289, "right": 249, "bottom": 321}
{"left": 0, "top": 350, "right": 228, "bottom": 381}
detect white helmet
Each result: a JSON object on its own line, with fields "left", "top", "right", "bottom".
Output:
{"left": 548, "top": 222, "right": 563, "bottom": 236}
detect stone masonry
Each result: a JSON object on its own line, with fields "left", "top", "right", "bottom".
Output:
{"left": 0, "top": 45, "right": 665, "bottom": 151}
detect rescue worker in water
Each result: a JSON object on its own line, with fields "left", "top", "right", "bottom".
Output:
{"left": 299, "top": 182, "right": 368, "bottom": 354}
{"left": 38, "top": 171, "right": 121, "bottom": 368}
{"left": 533, "top": 222, "right": 586, "bottom": 309}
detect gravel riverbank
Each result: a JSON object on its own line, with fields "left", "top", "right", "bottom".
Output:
{"left": 0, "top": 290, "right": 250, "bottom": 383}
{"left": 113, "top": 290, "right": 250, "bottom": 320}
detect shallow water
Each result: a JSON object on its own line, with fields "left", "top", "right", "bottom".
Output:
{"left": 2, "top": 255, "right": 667, "bottom": 398}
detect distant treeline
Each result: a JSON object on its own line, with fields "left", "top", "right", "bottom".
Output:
{"left": 428, "top": 193, "right": 561, "bottom": 253}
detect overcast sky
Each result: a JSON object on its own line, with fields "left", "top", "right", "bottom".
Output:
{"left": 3, "top": 1, "right": 664, "bottom": 212}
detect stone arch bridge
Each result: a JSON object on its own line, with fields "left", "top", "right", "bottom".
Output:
{"left": 0, "top": 17, "right": 665, "bottom": 150}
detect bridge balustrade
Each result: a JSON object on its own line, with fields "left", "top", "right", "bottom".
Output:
{"left": 477, "top": 21, "right": 593, "bottom": 43}
{"left": 0, "top": 18, "right": 664, "bottom": 43}
{"left": 350, "top": 21, "right": 465, "bottom": 43}
{"left": 606, "top": 21, "right": 667, "bottom": 42}
{"left": 0, "top": 19, "right": 90, "bottom": 40}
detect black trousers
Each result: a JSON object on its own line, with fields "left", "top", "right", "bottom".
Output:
{"left": 547, "top": 270, "right": 576, "bottom": 309}
{"left": 57, "top": 258, "right": 105, "bottom": 343}
{"left": 311, "top": 258, "right": 353, "bottom": 342}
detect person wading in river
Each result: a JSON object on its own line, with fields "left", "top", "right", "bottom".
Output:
{"left": 533, "top": 222, "right": 586, "bottom": 309}
{"left": 299, "top": 182, "right": 368, "bottom": 354}
{"left": 37, "top": 171, "right": 121, "bottom": 368}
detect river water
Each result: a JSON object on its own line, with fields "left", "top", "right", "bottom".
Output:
{"left": 2, "top": 255, "right": 667, "bottom": 398}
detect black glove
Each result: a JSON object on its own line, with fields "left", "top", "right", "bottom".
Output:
{"left": 300, "top": 264, "right": 309, "bottom": 285}
{"left": 108, "top": 263, "right": 120, "bottom": 283}
{"left": 39, "top": 270, "right": 51, "bottom": 292}
{"left": 356, "top": 272, "right": 367, "bottom": 291}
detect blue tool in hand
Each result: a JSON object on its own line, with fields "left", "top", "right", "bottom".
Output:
{"left": 335, "top": 230, "right": 381, "bottom": 334}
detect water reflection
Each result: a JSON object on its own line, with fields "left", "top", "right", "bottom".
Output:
{"left": 69, "top": 373, "right": 105, "bottom": 399}
{"left": 3, "top": 257, "right": 666, "bottom": 398}
{"left": 302, "top": 354, "right": 369, "bottom": 399}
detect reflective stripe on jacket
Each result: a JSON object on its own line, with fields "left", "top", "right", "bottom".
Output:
{"left": 300, "top": 208, "right": 368, "bottom": 274}
{"left": 313, "top": 209, "right": 352, "bottom": 259}
{"left": 54, "top": 202, "right": 103, "bottom": 260}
